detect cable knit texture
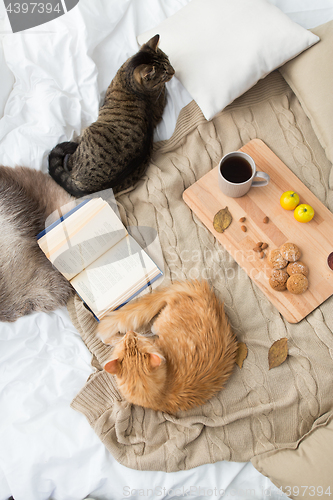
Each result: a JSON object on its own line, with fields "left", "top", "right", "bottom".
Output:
{"left": 69, "top": 34, "right": 333, "bottom": 472}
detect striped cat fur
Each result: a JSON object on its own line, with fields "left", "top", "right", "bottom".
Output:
{"left": 48, "top": 35, "right": 174, "bottom": 197}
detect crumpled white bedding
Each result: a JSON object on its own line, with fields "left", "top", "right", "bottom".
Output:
{"left": 1, "top": 1, "right": 333, "bottom": 499}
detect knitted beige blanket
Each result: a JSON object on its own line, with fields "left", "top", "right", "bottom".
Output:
{"left": 69, "top": 22, "right": 333, "bottom": 472}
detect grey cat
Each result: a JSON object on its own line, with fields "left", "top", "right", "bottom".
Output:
{"left": 48, "top": 34, "right": 175, "bottom": 197}
{"left": 0, "top": 165, "right": 74, "bottom": 322}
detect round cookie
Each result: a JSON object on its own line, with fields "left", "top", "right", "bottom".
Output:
{"left": 280, "top": 242, "right": 301, "bottom": 262}
{"left": 269, "top": 269, "right": 289, "bottom": 291}
{"left": 287, "top": 261, "right": 309, "bottom": 277}
{"left": 268, "top": 249, "right": 288, "bottom": 269}
{"left": 286, "top": 274, "right": 308, "bottom": 294}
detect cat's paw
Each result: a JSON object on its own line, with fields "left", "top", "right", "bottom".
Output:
{"left": 96, "top": 314, "right": 127, "bottom": 344}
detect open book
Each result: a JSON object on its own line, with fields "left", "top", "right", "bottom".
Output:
{"left": 37, "top": 197, "right": 162, "bottom": 320}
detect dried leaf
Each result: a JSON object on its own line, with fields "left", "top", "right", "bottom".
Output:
{"left": 268, "top": 338, "right": 288, "bottom": 370}
{"left": 213, "top": 207, "right": 232, "bottom": 233}
{"left": 235, "top": 342, "right": 248, "bottom": 369}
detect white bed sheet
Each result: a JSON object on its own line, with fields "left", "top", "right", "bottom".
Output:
{"left": 0, "top": 1, "right": 333, "bottom": 499}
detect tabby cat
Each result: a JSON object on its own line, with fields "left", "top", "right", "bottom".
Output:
{"left": 97, "top": 280, "right": 238, "bottom": 414}
{"left": 0, "top": 165, "right": 74, "bottom": 322}
{"left": 48, "top": 35, "right": 175, "bottom": 197}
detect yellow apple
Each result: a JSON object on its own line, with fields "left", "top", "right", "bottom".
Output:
{"left": 280, "top": 191, "right": 300, "bottom": 210}
{"left": 294, "top": 204, "right": 315, "bottom": 222}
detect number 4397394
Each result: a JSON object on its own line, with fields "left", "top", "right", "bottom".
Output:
{"left": 6, "top": 3, "right": 62, "bottom": 14}
{"left": 280, "top": 486, "right": 331, "bottom": 497}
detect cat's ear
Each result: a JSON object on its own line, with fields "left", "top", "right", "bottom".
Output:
{"left": 146, "top": 34, "right": 160, "bottom": 52}
{"left": 149, "top": 352, "right": 165, "bottom": 368}
{"left": 141, "top": 66, "right": 156, "bottom": 80}
{"left": 104, "top": 358, "right": 119, "bottom": 375}
{"left": 133, "top": 65, "right": 154, "bottom": 84}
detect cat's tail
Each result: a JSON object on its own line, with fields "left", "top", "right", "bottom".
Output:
{"left": 97, "top": 280, "right": 207, "bottom": 344}
{"left": 48, "top": 141, "right": 87, "bottom": 198}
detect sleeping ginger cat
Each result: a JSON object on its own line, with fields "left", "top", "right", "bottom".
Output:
{"left": 97, "top": 280, "right": 238, "bottom": 414}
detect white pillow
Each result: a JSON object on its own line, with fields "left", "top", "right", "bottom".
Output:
{"left": 137, "top": 0, "right": 319, "bottom": 121}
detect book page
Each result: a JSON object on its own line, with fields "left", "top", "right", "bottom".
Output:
{"left": 38, "top": 198, "right": 127, "bottom": 280}
{"left": 70, "top": 234, "right": 162, "bottom": 319}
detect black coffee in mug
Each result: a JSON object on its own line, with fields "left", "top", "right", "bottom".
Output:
{"left": 221, "top": 156, "right": 253, "bottom": 184}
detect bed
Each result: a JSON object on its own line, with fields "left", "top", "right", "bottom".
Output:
{"left": 1, "top": 1, "right": 333, "bottom": 499}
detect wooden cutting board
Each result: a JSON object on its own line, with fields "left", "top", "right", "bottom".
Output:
{"left": 183, "top": 139, "right": 333, "bottom": 323}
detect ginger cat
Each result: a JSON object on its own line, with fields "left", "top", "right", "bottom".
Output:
{"left": 97, "top": 280, "right": 238, "bottom": 414}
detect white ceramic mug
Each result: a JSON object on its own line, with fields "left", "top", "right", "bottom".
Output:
{"left": 218, "top": 151, "right": 270, "bottom": 198}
